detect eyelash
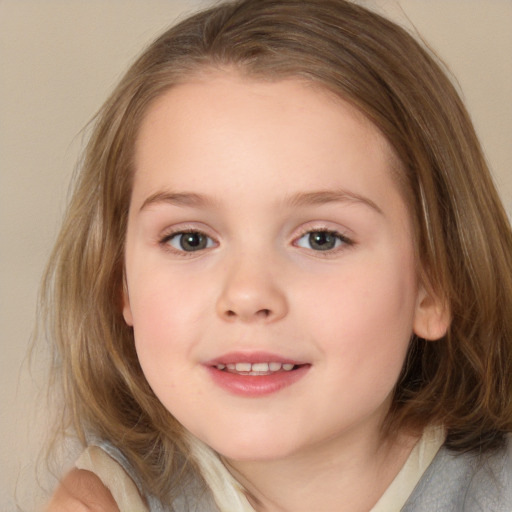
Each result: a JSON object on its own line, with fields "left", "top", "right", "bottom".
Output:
{"left": 293, "top": 228, "right": 354, "bottom": 255}
{"left": 159, "top": 228, "right": 217, "bottom": 255}
{"left": 158, "top": 227, "right": 354, "bottom": 255}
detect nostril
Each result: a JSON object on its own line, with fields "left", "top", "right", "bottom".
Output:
{"left": 222, "top": 308, "right": 275, "bottom": 321}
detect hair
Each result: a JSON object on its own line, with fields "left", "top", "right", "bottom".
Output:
{"left": 42, "top": 0, "right": 512, "bottom": 506}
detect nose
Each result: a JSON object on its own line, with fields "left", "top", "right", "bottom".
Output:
{"left": 216, "top": 256, "right": 288, "bottom": 323}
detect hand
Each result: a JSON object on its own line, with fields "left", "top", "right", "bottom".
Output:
{"left": 46, "top": 468, "right": 120, "bottom": 512}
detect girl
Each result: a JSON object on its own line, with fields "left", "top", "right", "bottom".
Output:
{"left": 44, "top": 0, "right": 512, "bottom": 510}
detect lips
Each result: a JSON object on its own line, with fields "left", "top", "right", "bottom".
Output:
{"left": 217, "top": 361, "right": 296, "bottom": 374}
{"left": 204, "top": 352, "right": 310, "bottom": 397}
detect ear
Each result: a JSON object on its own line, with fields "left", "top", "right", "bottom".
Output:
{"left": 122, "top": 278, "right": 134, "bottom": 326}
{"left": 413, "top": 285, "right": 450, "bottom": 341}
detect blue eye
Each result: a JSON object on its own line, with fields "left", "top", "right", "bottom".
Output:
{"left": 296, "top": 230, "right": 349, "bottom": 251}
{"left": 165, "top": 231, "right": 215, "bottom": 252}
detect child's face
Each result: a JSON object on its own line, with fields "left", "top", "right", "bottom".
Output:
{"left": 123, "top": 72, "right": 439, "bottom": 462}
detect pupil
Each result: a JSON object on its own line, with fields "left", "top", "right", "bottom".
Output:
{"left": 309, "top": 231, "right": 335, "bottom": 251}
{"left": 180, "top": 233, "right": 206, "bottom": 251}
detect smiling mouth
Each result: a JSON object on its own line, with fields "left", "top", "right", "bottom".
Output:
{"left": 215, "top": 362, "right": 301, "bottom": 375}
{"left": 206, "top": 356, "right": 310, "bottom": 396}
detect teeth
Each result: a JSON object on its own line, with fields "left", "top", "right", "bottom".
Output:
{"left": 251, "top": 362, "right": 269, "bottom": 372}
{"left": 216, "top": 362, "right": 297, "bottom": 373}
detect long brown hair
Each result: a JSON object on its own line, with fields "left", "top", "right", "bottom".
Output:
{"left": 42, "top": 0, "right": 512, "bottom": 501}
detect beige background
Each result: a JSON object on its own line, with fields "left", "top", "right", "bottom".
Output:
{"left": 1, "top": 1, "right": 511, "bottom": 510}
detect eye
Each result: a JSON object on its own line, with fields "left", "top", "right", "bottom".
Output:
{"left": 295, "top": 230, "right": 351, "bottom": 251}
{"left": 164, "top": 231, "right": 215, "bottom": 252}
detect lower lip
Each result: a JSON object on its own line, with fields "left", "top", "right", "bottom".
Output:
{"left": 206, "top": 365, "right": 310, "bottom": 397}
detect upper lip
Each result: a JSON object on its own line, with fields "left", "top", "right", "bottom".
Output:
{"left": 204, "top": 351, "right": 308, "bottom": 366}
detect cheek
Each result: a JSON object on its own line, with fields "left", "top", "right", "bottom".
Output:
{"left": 130, "top": 287, "right": 195, "bottom": 412}
{"left": 127, "top": 275, "right": 190, "bottom": 368}
{"left": 129, "top": 264, "right": 206, "bottom": 334}
{"left": 127, "top": 265, "right": 217, "bottom": 380}
{"left": 304, "top": 251, "right": 417, "bottom": 377}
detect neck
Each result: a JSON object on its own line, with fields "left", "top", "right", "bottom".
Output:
{"left": 224, "top": 427, "right": 419, "bottom": 512}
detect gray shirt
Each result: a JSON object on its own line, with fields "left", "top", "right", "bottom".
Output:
{"left": 95, "top": 437, "right": 512, "bottom": 511}
{"left": 403, "top": 439, "right": 512, "bottom": 511}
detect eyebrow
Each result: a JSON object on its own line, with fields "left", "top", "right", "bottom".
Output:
{"left": 139, "top": 188, "right": 382, "bottom": 214}
{"left": 140, "top": 191, "right": 219, "bottom": 211}
{"left": 284, "top": 189, "right": 383, "bottom": 214}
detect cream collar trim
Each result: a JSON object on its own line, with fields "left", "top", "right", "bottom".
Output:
{"left": 370, "top": 426, "right": 446, "bottom": 512}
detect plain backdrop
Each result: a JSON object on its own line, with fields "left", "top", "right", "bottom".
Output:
{"left": 1, "top": 1, "right": 511, "bottom": 510}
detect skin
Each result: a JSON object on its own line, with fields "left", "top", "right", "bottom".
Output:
{"left": 45, "top": 469, "right": 119, "bottom": 512}
{"left": 48, "top": 72, "right": 448, "bottom": 511}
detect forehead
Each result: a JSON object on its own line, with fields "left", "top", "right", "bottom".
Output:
{"left": 137, "top": 70, "right": 392, "bottom": 147}
{"left": 131, "top": 71, "right": 403, "bottom": 210}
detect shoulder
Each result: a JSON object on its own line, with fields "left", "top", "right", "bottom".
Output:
{"left": 404, "top": 436, "right": 512, "bottom": 511}
{"left": 45, "top": 468, "right": 120, "bottom": 512}
{"left": 67, "top": 440, "right": 218, "bottom": 512}
{"left": 74, "top": 443, "right": 151, "bottom": 511}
